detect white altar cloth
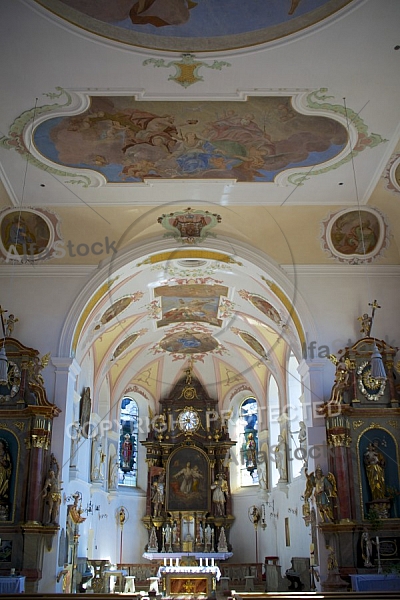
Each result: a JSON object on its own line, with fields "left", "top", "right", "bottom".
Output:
{"left": 157, "top": 565, "right": 221, "bottom": 581}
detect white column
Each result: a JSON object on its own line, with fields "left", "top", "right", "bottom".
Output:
{"left": 298, "top": 359, "right": 328, "bottom": 469}
{"left": 51, "top": 358, "right": 81, "bottom": 481}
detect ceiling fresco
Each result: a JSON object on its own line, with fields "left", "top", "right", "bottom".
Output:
{"left": 32, "top": 95, "right": 348, "bottom": 184}
{"left": 33, "top": 0, "right": 355, "bottom": 51}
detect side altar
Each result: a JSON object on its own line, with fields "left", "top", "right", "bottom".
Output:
{"left": 309, "top": 304, "right": 400, "bottom": 588}
{"left": 141, "top": 365, "right": 236, "bottom": 568}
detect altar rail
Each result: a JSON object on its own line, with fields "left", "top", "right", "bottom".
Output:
{"left": 117, "top": 562, "right": 163, "bottom": 586}
{"left": 220, "top": 563, "right": 263, "bottom": 584}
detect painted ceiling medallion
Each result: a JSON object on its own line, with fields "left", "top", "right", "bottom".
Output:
{"left": 158, "top": 329, "right": 219, "bottom": 355}
{"left": 0, "top": 207, "right": 61, "bottom": 263}
{"left": 321, "top": 207, "right": 389, "bottom": 264}
{"left": 157, "top": 208, "right": 221, "bottom": 243}
{"left": 32, "top": 0, "right": 356, "bottom": 52}
{"left": 384, "top": 153, "right": 400, "bottom": 194}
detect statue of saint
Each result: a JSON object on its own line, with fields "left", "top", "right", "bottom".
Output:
{"left": 211, "top": 474, "right": 229, "bottom": 516}
{"left": 361, "top": 528, "right": 373, "bottom": 567}
{"left": 91, "top": 436, "right": 105, "bottom": 481}
{"left": 304, "top": 466, "right": 337, "bottom": 523}
{"left": 42, "top": 468, "right": 62, "bottom": 524}
{"left": 108, "top": 457, "right": 119, "bottom": 491}
{"left": 363, "top": 441, "right": 386, "bottom": 500}
{"left": 327, "top": 358, "right": 350, "bottom": 405}
{"left": 274, "top": 434, "right": 287, "bottom": 480}
{"left": 152, "top": 470, "right": 165, "bottom": 517}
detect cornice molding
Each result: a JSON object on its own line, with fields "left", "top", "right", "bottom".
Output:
{"left": 282, "top": 264, "right": 400, "bottom": 277}
{"left": 0, "top": 264, "right": 96, "bottom": 277}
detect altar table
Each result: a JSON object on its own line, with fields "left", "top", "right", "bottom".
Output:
{"left": 0, "top": 575, "right": 25, "bottom": 593}
{"left": 158, "top": 565, "right": 221, "bottom": 597}
{"left": 350, "top": 574, "right": 400, "bottom": 591}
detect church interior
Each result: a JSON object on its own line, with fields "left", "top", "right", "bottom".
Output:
{"left": 0, "top": 0, "right": 400, "bottom": 595}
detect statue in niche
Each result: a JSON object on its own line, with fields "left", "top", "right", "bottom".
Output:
{"left": 363, "top": 441, "right": 386, "bottom": 500}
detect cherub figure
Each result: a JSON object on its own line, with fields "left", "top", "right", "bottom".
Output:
{"left": 5, "top": 314, "right": 18, "bottom": 337}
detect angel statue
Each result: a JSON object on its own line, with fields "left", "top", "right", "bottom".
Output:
{"left": 304, "top": 465, "right": 337, "bottom": 523}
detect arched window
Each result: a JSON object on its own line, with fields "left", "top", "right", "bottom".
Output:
{"left": 119, "top": 397, "right": 139, "bottom": 487}
{"left": 239, "top": 397, "right": 259, "bottom": 487}
{"left": 287, "top": 353, "right": 303, "bottom": 479}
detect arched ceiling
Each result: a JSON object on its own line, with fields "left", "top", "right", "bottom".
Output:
{"left": 74, "top": 246, "right": 305, "bottom": 409}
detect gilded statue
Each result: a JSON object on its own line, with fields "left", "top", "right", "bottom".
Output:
{"left": 363, "top": 441, "right": 386, "bottom": 500}
{"left": 304, "top": 466, "right": 337, "bottom": 523}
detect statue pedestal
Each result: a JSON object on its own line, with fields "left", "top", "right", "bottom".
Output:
{"left": 321, "top": 570, "right": 348, "bottom": 592}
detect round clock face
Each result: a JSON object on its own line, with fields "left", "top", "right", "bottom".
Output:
{"left": 177, "top": 408, "right": 200, "bottom": 433}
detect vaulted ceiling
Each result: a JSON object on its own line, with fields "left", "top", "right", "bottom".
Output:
{"left": 1, "top": 0, "right": 399, "bottom": 407}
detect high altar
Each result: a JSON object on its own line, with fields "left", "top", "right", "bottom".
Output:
{"left": 141, "top": 366, "right": 235, "bottom": 594}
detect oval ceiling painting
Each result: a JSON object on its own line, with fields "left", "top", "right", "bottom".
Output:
{"left": 160, "top": 330, "right": 218, "bottom": 354}
{"left": 34, "top": 0, "right": 356, "bottom": 52}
